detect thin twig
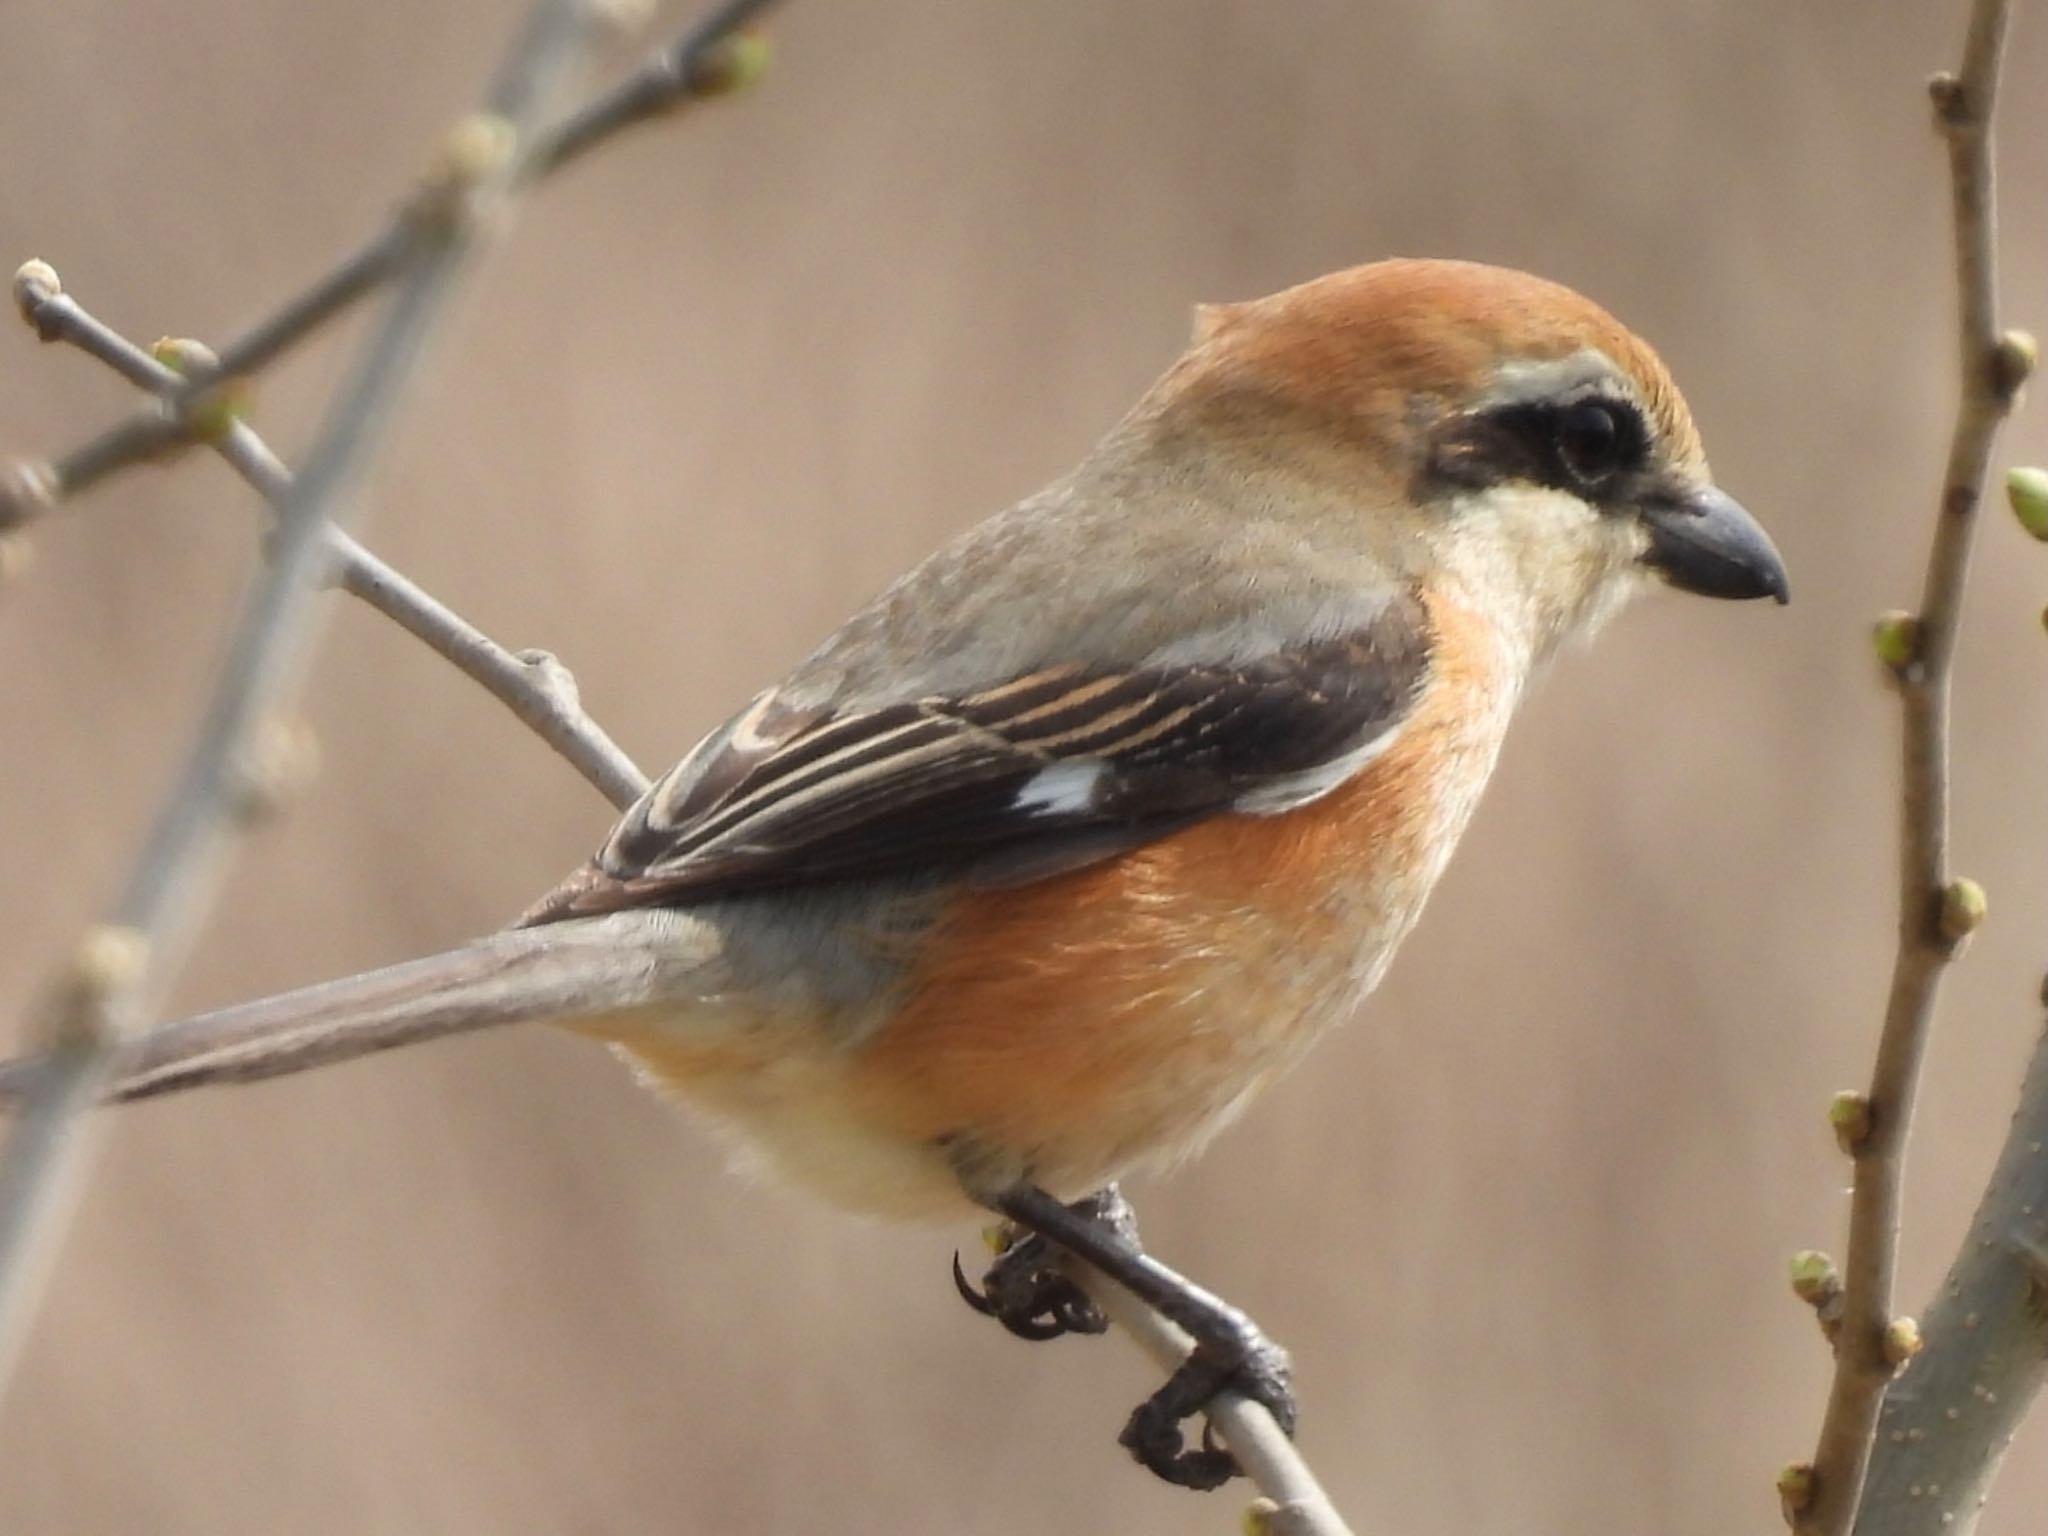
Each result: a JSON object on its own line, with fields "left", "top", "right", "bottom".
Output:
{"left": 533, "top": 0, "right": 781, "bottom": 173}
{"left": 0, "top": 0, "right": 780, "bottom": 525}
{"left": 1794, "top": 3, "right": 2023, "bottom": 1531}
{"left": 1060, "top": 1261, "right": 1358, "bottom": 1536}
{"left": 8, "top": 275, "right": 647, "bottom": 809}
{"left": 0, "top": 0, "right": 612, "bottom": 1401}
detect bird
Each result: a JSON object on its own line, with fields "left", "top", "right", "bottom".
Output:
{"left": 0, "top": 257, "right": 1787, "bottom": 1487}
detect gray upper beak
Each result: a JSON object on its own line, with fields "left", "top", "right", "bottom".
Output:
{"left": 1640, "top": 486, "right": 1789, "bottom": 604}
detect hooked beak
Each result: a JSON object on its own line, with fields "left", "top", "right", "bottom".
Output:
{"left": 1639, "top": 486, "right": 1789, "bottom": 604}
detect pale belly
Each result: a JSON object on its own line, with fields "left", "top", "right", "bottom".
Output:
{"left": 586, "top": 855, "right": 1423, "bottom": 1220}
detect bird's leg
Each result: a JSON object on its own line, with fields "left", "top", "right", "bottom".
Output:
{"left": 983, "top": 1181, "right": 1296, "bottom": 1492}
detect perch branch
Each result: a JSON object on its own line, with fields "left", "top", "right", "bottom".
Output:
{"left": 8, "top": 273, "right": 647, "bottom": 809}
{"left": 0, "top": 0, "right": 611, "bottom": 1399}
{"left": 1795, "top": 2, "right": 2023, "bottom": 1531}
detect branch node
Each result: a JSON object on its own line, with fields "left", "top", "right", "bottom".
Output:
{"left": 1242, "top": 1496, "right": 1329, "bottom": 1536}
{"left": 1939, "top": 877, "right": 1988, "bottom": 947}
{"left": 1792, "top": 1250, "right": 1847, "bottom": 1342}
{"left": 1882, "top": 1315, "right": 1925, "bottom": 1368}
{"left": 416, "top": 112, "right": 520, "bottom": 229}
{"left": 687, "top": 26, "right": 773, "bottom": 97}
{"left": 1779, "top": 1461, "right": 1818, "bottom": 1522}
{"left": 10, "top": 260, "right": 62, "bottom": 337}
{"left": 227, "top": 716, "right": 322, "bottom": 825}
{"left": 149, "top": 336, "right": 220, "bottom": 378}
{"left": 41, "top": 926, "right": 150, "bottom": 1049}
{"left": 1928, "top": 69, "right": 1970, "bottom": 126}
{"left": 1872, "top": 610, "right": 1922, "bottom": 679}
{"left": 151, "top": 338, "right": 249, "bottom": 444}
{"left": 1830, "top": 1090, "right": 1874, "bottom": 1156}
{"left": 517, "top": 647, "right": 582, "bottom": 709}
{"left": 1992, "top": 330, "right": 2037, "bottom": 403}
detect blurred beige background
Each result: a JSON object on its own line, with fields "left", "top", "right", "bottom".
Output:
{"left": 2, "top": 2, "right": 2047, "bottom": 1531}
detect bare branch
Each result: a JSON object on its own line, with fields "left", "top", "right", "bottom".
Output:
{"left": 0, "top": 0, "right": 612, "bottom": 1400}
{"left": 1794, "top": 3, "right": 2025, "bottom": 1531}
{"left": 7, "top": 274, "right": 648, "bottom": 809}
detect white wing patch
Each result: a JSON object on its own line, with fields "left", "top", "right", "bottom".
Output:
{"left": 1230, "top": 721, "right": 1404, "bottom": 816}
{"left": 1011, "top": 761, "right": 1107, "bottom": 816}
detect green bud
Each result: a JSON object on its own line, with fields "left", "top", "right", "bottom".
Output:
{"left": 1883, "top": 1316, "right": 1924, "bottom": 1367}
{"left": 1995, "top": 331, "right": 2038, "bottom": 401}
{"left": 691, "top": 28, "right": 772, "bottom": 96}
{"left": 1872, "top": 611, "right": 1919, "bottom": 673}
{"left": 1829, "top": 1091, "right": 1872, "bottom": 1155}
{"left": 1940, "top": 877, "right": 1988, "bottom": 943}
{"left": 1788, "top": 1250, "right": 1840, "bottom": 1305}
{"left": 1776, "top": 1462, "right": 1816, "bottom": 1517}
{"left": 2007, "top": 466, "right": 2048, "bottom": 541}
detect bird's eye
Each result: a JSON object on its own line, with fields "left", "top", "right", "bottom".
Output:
{"left": 1554, "top": 399, "right": 1632, "bottom": 485}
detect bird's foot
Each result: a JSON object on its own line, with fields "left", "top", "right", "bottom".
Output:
{"left": 1119, "top": 1317, "right": 1295, "bottom": 1490}
{"left": 982, "top": 1182, "right": 1297, "bottom": 1490}
{"left": 952, "top": 1188, "right": 1126, "bottom": 1342}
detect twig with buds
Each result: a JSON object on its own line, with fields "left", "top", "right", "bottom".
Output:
{"left": 0, "top": 0, "right": 780, "bottom": 527}
{"left": 6, "top": 265, "right": 648, "bottom": 810}
{"left": 0, "top": 0, "right": 614, "bottom": 1401}
{"left": 1790, "top": 2, "right": 2028, "bottom": 1532}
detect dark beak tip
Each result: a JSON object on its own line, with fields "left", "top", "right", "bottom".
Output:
{"left": 1642, "top": 488, "right": 1789, "bottom": 608}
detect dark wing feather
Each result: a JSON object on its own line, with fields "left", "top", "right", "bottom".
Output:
{"left": 522, "top": 590, "right": 1431, "bottom": 922}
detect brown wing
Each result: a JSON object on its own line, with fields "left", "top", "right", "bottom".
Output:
{"left": 521, "top": 591, "right": 1431, "bottom": 923}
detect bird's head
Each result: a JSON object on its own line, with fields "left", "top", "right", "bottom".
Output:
{"left": 1146, "top": 258, "right": 1787, "bottom": 666}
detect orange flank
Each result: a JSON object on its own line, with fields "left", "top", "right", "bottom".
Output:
{"left": 845, "top": 587, "right": 1508, "bottom": 1193}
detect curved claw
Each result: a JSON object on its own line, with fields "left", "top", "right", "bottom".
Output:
{"left": 952, "top": 1238, "right": 1109, "bottom": 1342}
{"left": 951, "top": 1250, "right": 996, "bottom": 1316}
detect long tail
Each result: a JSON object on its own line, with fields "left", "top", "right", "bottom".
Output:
{"left": 0, "top": 910, "right": 720, "bottom": 1107}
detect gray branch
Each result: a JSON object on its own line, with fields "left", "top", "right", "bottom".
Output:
{"left": 0, "top": 0, "right": 611, "bottom": 1399}
{"left": 1855, "top": 1013, "right": 2048, "bottom": 1535}
{"left": 9, "top": 274, "right": 647, "bottom": 809}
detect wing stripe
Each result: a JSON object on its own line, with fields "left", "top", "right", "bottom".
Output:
{"left": 664, "top": 731, "right": 1040, "bottom": 863}
{"left": 958, "top": 664, "right": 1086, "bottom": 712}
{"left": 665, "top": 715, "right": 956, "bottom": 844}
{"left": 972, "top": 673, "right": 1140, "bottom": 730}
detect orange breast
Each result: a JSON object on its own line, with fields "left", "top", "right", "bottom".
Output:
{"left": 845, "top": 590, "right": 1510, "bottom": 1196}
